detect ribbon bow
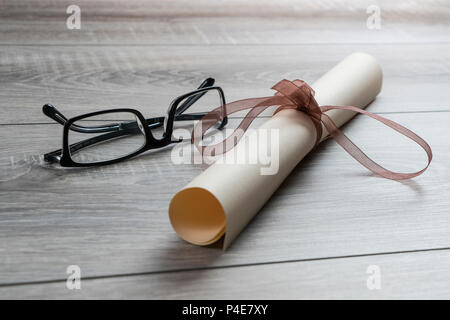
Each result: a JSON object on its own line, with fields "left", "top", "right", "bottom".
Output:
{"left": 192, "top": 79, "right": 432, "bottom": 180}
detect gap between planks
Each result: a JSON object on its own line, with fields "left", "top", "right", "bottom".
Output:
{"left": 1, "top": 245, "right": 449, "bottom": 288}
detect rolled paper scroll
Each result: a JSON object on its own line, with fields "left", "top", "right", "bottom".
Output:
{"left": 169, "top": 52, "right": 425, "bottom": 249}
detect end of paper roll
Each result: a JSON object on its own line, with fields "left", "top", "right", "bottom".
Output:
{"left": 169, "top": 187, "right": 226, "bottom": 246}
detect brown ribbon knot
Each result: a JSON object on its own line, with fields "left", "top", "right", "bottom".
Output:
{"left": 192, "top": 79, "right": 432, "bottom": 180}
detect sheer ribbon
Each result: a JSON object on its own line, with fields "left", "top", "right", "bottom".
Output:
{"left": 192, "top": 79, "right": 432, "bottom": 180}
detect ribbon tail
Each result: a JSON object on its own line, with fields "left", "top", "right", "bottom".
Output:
{"left": 320, "top": 106, "right": 432, "bottom": 180}
{"left": 192, "top": 96, "right": 292, "bottom": 157}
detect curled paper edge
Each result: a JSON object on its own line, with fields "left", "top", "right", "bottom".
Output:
{"left": 169, "top": 187, "right": 226, "bottom": 246}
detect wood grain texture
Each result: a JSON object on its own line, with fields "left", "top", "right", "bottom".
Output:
{"left": 1, "top": 249, "right": 449, "bottom": 299}
{"left": 1, "top": 44, "right": 450, "bottom": 125}
{"left": 1, "top": 112, "right": 447, "bottom": 285}
{"left": 1, "top": 0, "right": 450, "bottom": 45}
{"left": 1, "top": 0, "right": 449, "bottom": 299}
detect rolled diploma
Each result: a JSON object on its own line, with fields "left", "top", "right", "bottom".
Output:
{"left": 169, "top": 52, "right": 383, "bottom": 249}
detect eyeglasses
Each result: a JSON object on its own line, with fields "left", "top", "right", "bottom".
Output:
{"left": 43, "top": 78, "right": 228, "bottom": 167}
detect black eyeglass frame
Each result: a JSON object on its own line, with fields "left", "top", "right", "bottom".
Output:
{"left": 43, "top": 79, "right": 227, "bottom": 167}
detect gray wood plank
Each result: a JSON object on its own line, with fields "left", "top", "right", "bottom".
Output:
{"left": 1, "top": 44, "right": 450, "bottom": 125}
{"left": 1, "top": 0, "right": 449, "bottom": 45}
{"left": 1, "top": 249, "right": 449, "bottom": 299}
{"left": 0, "top": 111, "right": 447, "bottom": 284}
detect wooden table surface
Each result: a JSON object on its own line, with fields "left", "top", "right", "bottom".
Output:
{"left": 0, "top": 0, "right": 449, "bottom": 299}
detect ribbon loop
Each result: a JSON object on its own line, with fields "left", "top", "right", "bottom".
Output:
{"left": 192, "top": 79, "right": 432, "bottom": 180}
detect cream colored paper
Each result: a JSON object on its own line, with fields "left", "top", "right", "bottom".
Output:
{"left": 169, "top": 52, "right": 383, "bottom": 249}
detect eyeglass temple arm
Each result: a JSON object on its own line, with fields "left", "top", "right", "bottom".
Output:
{"left": 43, "top": 105, "right": 212, "bottom": 139}
{"left": 42, "top": 103, "right": 68, "bottom": 125}
{"left": 175, "top": 77, "right": 215, "bottom": 115}
{"left": 174, "top": 78, "right": 227, "bottom": 129}
{"left": 152, "top": 78, "right": 227, "bottom": 132}
{"left": 42, "top": 78, "right": 216, "bottom": 134}
{"left": 43, "top": 104, "right": 123, "bottom": 134}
